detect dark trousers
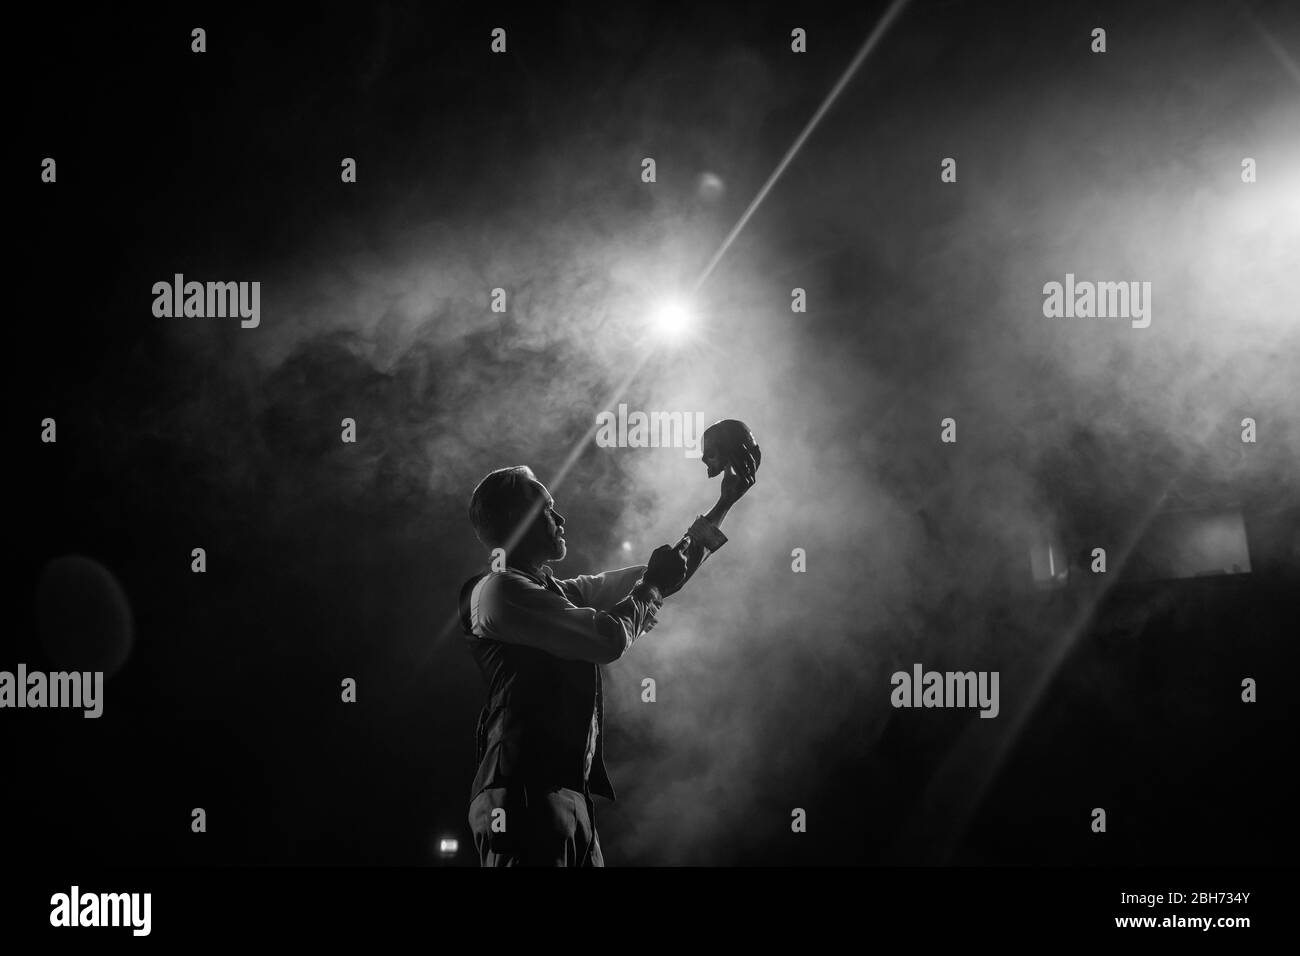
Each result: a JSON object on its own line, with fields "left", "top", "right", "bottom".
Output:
{"left": 468, "top": 785, "right": 604, "bottom": 867}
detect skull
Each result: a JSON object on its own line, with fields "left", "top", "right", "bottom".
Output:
{"left": 700, "top": 419, "right": 761, "bottom": 478}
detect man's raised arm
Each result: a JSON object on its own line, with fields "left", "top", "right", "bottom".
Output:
{"left": 657, "top": 444, "right": 757, "bottom": 598}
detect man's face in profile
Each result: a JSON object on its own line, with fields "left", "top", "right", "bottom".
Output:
{"left": 518, "top": 479, "right": 566, "bottom": 562}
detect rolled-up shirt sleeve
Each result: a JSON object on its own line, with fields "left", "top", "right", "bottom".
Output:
{"left": 659, "top": 515, "right": 728, "bottom": 597}
{"left": 469, "top": 570, "right": 662, "bottom": 664}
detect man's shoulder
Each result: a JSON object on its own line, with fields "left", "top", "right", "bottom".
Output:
{"left": 460, "top": 570, "right": 537, "bottom": 642}
{"left": 462, "top": 569, "right": 544, "bottom": 603}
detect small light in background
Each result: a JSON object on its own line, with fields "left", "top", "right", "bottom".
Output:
{"left": 697, "top": 171, "right": 725, "bottom": 202}
{"left": 438, "top": 838, "right": 459, "bottom": 857}
{"left": 621, "top": 541, "right": 632, "bottom": 552}
{"left": 1028, "top": 537, "right": 1069, "bottom": 589}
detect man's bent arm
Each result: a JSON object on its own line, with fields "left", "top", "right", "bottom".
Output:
{"left": 566, "top": 517, "right": 727, "bottom": 604}
{"left": 563, "top": 565, "right": 648, "bottom": 611}
{"left": 470, "top": 571, "right": 662, "bottom": 664}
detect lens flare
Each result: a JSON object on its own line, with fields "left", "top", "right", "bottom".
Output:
{"left": 649, "top": 297, "right": 695, "bottom": 341}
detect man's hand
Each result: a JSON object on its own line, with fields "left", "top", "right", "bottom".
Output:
{"left": 641, "top": 543, "right": 689, "bottom": 594}
{"left": 719, "top": 443, "right": 758, "bottom": 506}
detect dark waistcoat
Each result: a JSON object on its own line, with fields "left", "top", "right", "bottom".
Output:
{"left": 459, "top": 571, "right": 615, "bottom": 801}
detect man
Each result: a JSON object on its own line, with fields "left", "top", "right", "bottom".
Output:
{"left": 459, "top": 451, "right": 756, "bottom": 866}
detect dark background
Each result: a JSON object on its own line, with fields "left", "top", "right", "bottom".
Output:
{"left": 10, "top": 0, "right": 1299, "bottom": 866}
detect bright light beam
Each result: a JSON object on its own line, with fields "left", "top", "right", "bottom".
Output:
{"left": 1245, "top": 8, "right": 1300, "bottom": 87}
{"left": 543, "top": 0, "right": 914, "bottom": 501}
{"left": 691, "top": 0, "right": 914, "bottom": 296}
{"left": 903, "top": 477, "right": 1177, "bottom": 865}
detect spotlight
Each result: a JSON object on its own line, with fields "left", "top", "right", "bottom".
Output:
{"left": 438, "top": 838, "right": 459, "bottom": 857}
{"left": 649, "top": 296, "right": 695, "bottom": 342}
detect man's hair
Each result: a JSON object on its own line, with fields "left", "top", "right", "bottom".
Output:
{"left": 468, "top": 465, "right": 538, "bottom": 549}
